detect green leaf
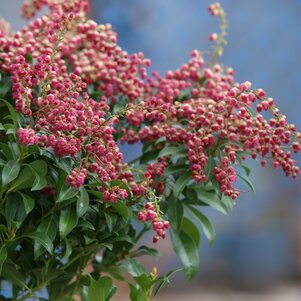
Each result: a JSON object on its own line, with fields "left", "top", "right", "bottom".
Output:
{"left": 220, "top": 194, "right": 235, "bottom": 212}
{"left": 62, "top": 238, "right": 72, "bottom": 261}
{"left": 140, "top": 149, "right": 160, "bottom": 164}
{"left": 181, "top": 217, "right": 200, "bottom": 247}
{"left": 1, "top": 160, "right": 20, "bottom": 186}
{"left": 184, "top": 187, "right": 199, "bottom": 205}
{"left": 2, "top": 264, "right": 30, "bottom": 290}
{"left": 59, "top": 205, "right": 78, "bottom": 238}
{"left": 158, "top": 145, "right": 185, "bottom": 158}
{"left": 25, "top": 232, "right": 53, "bottom": 255}
{"left": 77, "top": 187, "right": 89, "bottom": 217}
{"left": 104, "top": 212, "right": 117, "bottom": 232}
{"left": 5, "top": 127, "right": 15, "bottom": 135}
{"left": 173, "top": 170, "right": 192, "bottom": 198}
{"left": 194, "top": 189, "right": 228, "bottom": 214}
{"left": 153, "top": 268, "right": 182, "bottom": 298}
{"left": 167, "top": 196, "right": 183, "bottom": 232}
{"left": 110, "top": 200, "right": 131, "bottom": 223}
{"left": 204, "top": 157, "right": 216, "bottom": 181}
{"left": 0, "top": 142, "right": 13, "bottom": 160}
{"left": 105, "top": 286, "right": 117, "bottom": 301}
{"left": 34, "top": 217, "right": 57, "bottom": 258}
{"left": 86, "top": 276, "right": 115, "bottom": 301}
{"left": 237, "top": 171, "right": 255, "bottom": 193}
{"left": 134, "top": 274, "right": 153, "bottom": 292}
{"left": 29, "top": 165, "right": 47, "bottom": 191}
{"left": 87, "top": 190, "right": 103, "bottom": 200}
{"left": 0, "top": 98, "right": 16, "bottom": 128}
{"left": 9, "top": 160, "right": 47, "bottom": 191}
{"left": 185, "top": 205, "right": 216, "bottom": 244}
{"left": 0, "top": 247, "right": 7, "bottom": 274}
{"left": 129, "top": 284, "right": 148, "bottom": 301}
{"left": 9, "top": 166, "right": 35, "bottom": 191}
{"left": 241, "top": 164, "right": 251, "bottom": 177}
{"left": 57, "top": 186, "right": 79, "bottom": 203}
{"left": 0, "top": 78, "right": 12, "bottom": 98}
{"left": 4, "top": 193, "right": 24, "bottom": 228}
{"left": 130, "top": 246, "right": 160, "bottom": 258}
{"left": 169, "top": 228, "right": 199, "bottom": 280}
{"left": 18, "top": 193, "right": 35, "bottom": 215}
{"left": 121, "top": 258, "right": 147, "bottom": 277}
{"left": 77, "top": 220, "right": 95, "bottom": 231}
{"left": 164, "top": 165, "right": 187, "bottom": 177}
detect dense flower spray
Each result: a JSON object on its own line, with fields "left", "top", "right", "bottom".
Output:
{"left": 0, "top": 3, "right": 300, "bottom": 299}
{"left": 0, "top": 0, "right": 300, "bottom": 243}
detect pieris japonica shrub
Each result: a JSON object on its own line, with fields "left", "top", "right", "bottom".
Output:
{"left": 0, "top": 1, "right": 300, "bottom": 300}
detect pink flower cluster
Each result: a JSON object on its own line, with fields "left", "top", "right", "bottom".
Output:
{"left": 0, "top": 1, "right": 139, "bottom": 194}
{"left": 21, "top": 0, "right": 89, "bottom": 19}
{"left": 121, "top": 52, "right": 301, "bottom": 199}
{"left": 138, "top": 202, "right": 170, "bottom": 243}
{"left": 145, "top": 157, "right": 170, "bottom": 194}
{"left": 98, "top": 185, "right": 129, "bottom": 203}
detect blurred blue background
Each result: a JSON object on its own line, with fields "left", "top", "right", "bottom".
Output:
{"left": 1, "top": 0, "right": 301, "bottom": 299}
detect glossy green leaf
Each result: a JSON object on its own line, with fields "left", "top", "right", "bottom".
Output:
{"left": 9, "top": 165, "right": 35, "bottom": 191}
{"left": 130, "top": 246, "right": 160, "bottom": 258}
{"left": 10, "top": 160, "right": 47, "bottom": 191}
{"left": 129, "top": 284, "right": 148, "bottom": 301}
{"left": 87, "top": 190, "right": 103, "bottom": 200}
{"left": 105, "top": 286, "right": 117, "bottom": 301}
{"left": 221, "top": 194, "right": 235, "bottom": 212}
{"left": 121, "top": 258, "right": 147, "bottom": 277}
{"left": 0, "top": 247, "right": 7, "bottom": 274}
{"left": 134, "top": 274, "right": 153, "bottom": 293}
{"left": 59, "top": 205, "right": 78, "bottom": 238}
{"left": 34, "top": 217, "right": 57, "bottom": 258}
{"left": 86, "top": 276, "right": 115, "bottom": 301}
{"left": 185, "top": 205, "right": 216, "bottom": 244}
{"left": 181, "top": 217, "right": 200, "bottom": 247}
{"left": 164, "top": 165, "right": 187, "bottom": 177}
{"left": 204, "top": 157, "right": 216, "bottom": 181}
{"left": 77, "top": 220, "right": 95, "bottom": 231}
{"left": 77, "top": 187, "right": 89, "bottom": 216}
{"left": 5, "top": 127, "right": 15, "bottom": 135}
{"left": 110, "top": 200, "right": 131, "bottom": 223}
{"left": 140, "top": 149, "right": 160, "bottom": 164}
{"left": 62, "top": 238, "right": 72, "bottom": 261}
{"left": 237, "top": 171, "right": 255, "bottom": 193}
{"left": 194, "top": 189, "right": 228, "bottom": 214}
{"left": 104, "top": 212, "right": 117, "bottom": 232}
{"left": 0, "top": 142, "right": 13, "bottom": 160}
{"left": 1, "top": 160, "right": 20, "bottom": 186}
{"left": 0, "top": 78, "right": 12, "bottom": 98}
{"left": 173, "top": 170, "right": 192, "bottom": 198}
{"left": 18, "top": 193, "right": 35, "bottom": 215}
{"left": 167, "top": 196, "right": 183, "bottom": 232}
{"left": 57, "top": 186, "right": 79, "bottom": 203}
{"left": 4, "top": 193, "right": 24, "bottom": 228}
{"left": 153, "top": 268, "right": 182, "bottom": 298}
{"left": 241, "top": 164, "right": 251, "bottom": 177}
{"left": 0, "top": 98, "right": 16, "bottom": 128}
{"left": 158, "top": 145, "right": 185, "bottom": 158}
{"left": 29, "top": 165, "right": 47, "bottom": 191}
{"left": 170, "top": 228, "right": 199, "bottom": 280}
{"left": 25, "top": 232, "right": 54, "bottom": 255}
{"left": 2, "top": 264, "right": 29, "bottom": 290}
